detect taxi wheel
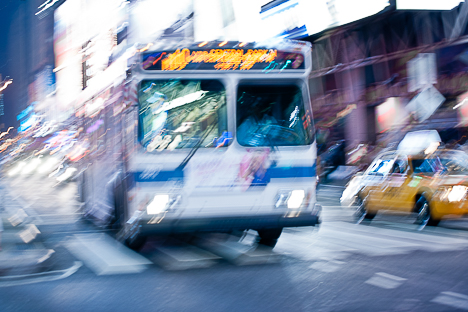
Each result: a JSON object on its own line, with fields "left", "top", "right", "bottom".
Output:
{"left": 415, "top": 197, "right": 440, "bottom": 229}
{"left": 355, "top": 196, "right": 375, "bottom": 224}
{"left": 257, "top": 228, "right": 283, "bottom": 248}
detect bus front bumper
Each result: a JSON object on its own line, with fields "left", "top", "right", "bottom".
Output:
{"left": 127, "top": 208, "right": 321, "bottom": 236}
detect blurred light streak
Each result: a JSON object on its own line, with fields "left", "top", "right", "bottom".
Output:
{"left": 35, "top": 0, "right": 58, "bottom": 15}
{"left": 152, "top": 52, "right": 166, "bottom": 65}
{"left": 118, "top": 1, "right": 130, "bottom": 9}
{"left": 280, "top": 60, "right": 292, "bottom": 71}
{"left": 56, "top": 167, "right": 77, "bottom": 182}
{"left": 38, "top": 0, "right": 51, "bottom": 9}
{"left": 219, "top": 41, "right": 228, "bottom": 47}
{"left": 138, "top": 43, "right": 153, "bottom": 52}
{"left": 8, "top": 162, "right": 26, "bottom": 177}
{"left": 22, "top": 158, "right": 42, "bottom": 175}
{"left": 98, "top": 128, "right": 110, "bottom": 139}
{"left": 453, "top": 98, "right": 468, "bottom": 110}
{"left": 115, "top": 22, "right": 129, "bottom": 34}
{"left": 48, "top": 164, "right": 63, "bottom": 178}
{"left": 0, "top": 127, "right": 14, "bottom": 140}
{"left": 153, "top": 91, "right": 208, "bottom": 115}
{"left": 0, "top": 80, "right": 13, "bottom": 92}
{"left": 239, "top": 42, "right": 248, "bottom": 47}
{"left": 53, "top": 54, "right": 82, "bottom": 73}
{"left": 198, "top": 41, "right": 209, "bottom": 47}
{"left": 424, "top": 141, "right": 440, "bottom": 155}
{"left": 68, "top": 149, "right": 89, "bottom": 162}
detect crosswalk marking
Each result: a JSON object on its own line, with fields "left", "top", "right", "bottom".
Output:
{"left": 431, "top": 291, "right": 468, "bottom": 311}
{"left": 153, "top": 245, "right": 221, "bottom": 270}
{"left": 365, "top": 272, "right": 407, "bottom": 289}
{"left": 65, "top": 233, "right": 152, "bottom": 275}
{"left": 326, "top": 221, "right": 468, "bottom": 245}
{"left": 275, "top": 221, "right": 468, "bottom": 261}
{"left": 309, "top": 260, "right": 345, "bottom": 273}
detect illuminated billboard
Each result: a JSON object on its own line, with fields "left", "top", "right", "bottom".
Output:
{"left": 396, "top": 0, "right": 464, "bottom": 10}
{"left": 54, "top": 0, "right": 127, "bottom": 120}
{"left": 375, "top": 97, "right": 406, "bottom": 133}
{"left": 260, "top": 0, "right": 390, "bottom": 39}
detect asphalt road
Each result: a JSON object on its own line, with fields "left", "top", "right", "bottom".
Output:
{"left": 1, "top": 177, "right": 468, "bottom": 311}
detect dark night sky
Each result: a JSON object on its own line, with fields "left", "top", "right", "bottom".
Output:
{"left": 0, "top": 0, "right": 17, "bottom": 74}
{"left": 0, "top": 0, "right": 20, "bottom": 129}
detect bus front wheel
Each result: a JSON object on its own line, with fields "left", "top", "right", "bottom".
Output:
{"left": 125, "top": 235, "right": 147, "bottom": 251}
{"left": 111, "top": 177, "right": 127, "bottom": 230}
{"left": 257, "top": 228, "right": 283, "bottom": 248}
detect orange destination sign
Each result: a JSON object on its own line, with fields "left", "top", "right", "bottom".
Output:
{"left": 142, "top": 48, "right": 305, "bottom": 71}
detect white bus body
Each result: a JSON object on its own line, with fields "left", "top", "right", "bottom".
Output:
{"left": 79, "top": 39, "right": 321, "bottom": 248}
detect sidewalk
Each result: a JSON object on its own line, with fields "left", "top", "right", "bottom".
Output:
{"left": 0, "top": 179, "right": 56, "bottom": 276}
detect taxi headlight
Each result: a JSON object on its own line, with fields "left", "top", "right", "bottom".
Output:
{"left": 447, "top": 186, "right": 468, "bottom": 202}
{"left": 146, "top": 194, "right": 180, "bottom": 215}
{"left": 341, "top": 175, "right": 363, "bottom": 206}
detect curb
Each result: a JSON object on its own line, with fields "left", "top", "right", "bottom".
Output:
{"left": 0, "top": 179, "right": 58, "bottom": 277}
{"left": 0, "top": 248, "right": 56, "bottom": 276}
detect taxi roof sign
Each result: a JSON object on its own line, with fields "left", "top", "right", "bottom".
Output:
{"left": 397, "top": 130, "right": 441, "bottom": 154}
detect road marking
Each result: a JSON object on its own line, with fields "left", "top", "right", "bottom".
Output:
{"left": 196, "top": 239, "right": 283, "bottom": 265}
{"left": 154, "top": 245, "right": 221, "bottom": 270}
{"left": 431, "top": 291, "right": 468, "bottom": 310}
{"left": 317, "top": 227, "right": 418, "bottom": 255}
{"left": 309, "top": 260, "right": 345, "bottom": 273}
{"left": 0, "top": 261, "right": 82, "bottom": 287}
{"left": 18, "top": 224, "right": 41, "bottom": 243}
{"left": 276, "top": 232, "right": 352, "bottom": 261}
{"left": 326, "top": 221, "right": 468, "bottom": 248}
{"left": 8, "top": 209, "right": 28, "bottom": 226}
{"left": 365, "top": 272, "right": 407, "bottom": 289}
{"left": 65, "top": 233, "right": 152, "bottom": 275}
{"left": 279, "top": 220, "right": 468, "bottom": 261}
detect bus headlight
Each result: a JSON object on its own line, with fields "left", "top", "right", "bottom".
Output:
{"left": 288, "top": 190, "right": 305, "bottom": 208}
{"left": 146, "top": 194, "right": 181, "bottom": 214}
{"left": 275, "top": 190, "right": 305, "bottom": 209}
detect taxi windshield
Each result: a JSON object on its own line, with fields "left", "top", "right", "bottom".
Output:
{"left": 412, "top": 151, "right": 468, "bottom": 174}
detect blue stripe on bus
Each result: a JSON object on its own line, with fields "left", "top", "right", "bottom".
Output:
{"left": 268, "top": 165, "right": 316, "bottom": 178}
{"left": 133, "top": 165, "right": 316, "bottom": 182}
{"left": 134, "top": 169, "right": 184, "bottom": 182}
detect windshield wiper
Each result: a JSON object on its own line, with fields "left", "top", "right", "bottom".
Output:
{"left": 176, "top": 121, "right": 217, "bottom": 171}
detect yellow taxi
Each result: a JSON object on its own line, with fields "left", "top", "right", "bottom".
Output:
{"left": 347, "top": 148, "right": 468, "bottom": 229}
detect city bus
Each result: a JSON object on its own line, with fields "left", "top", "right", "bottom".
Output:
{"left": 78, "top": 39, "right": 321, "bottom": 249}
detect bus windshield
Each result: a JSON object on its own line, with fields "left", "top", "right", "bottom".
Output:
{"left": 236, "top": 83, "right": 314, "bottom": 147}
{"left": 138, "top": 79, "right": 228, "bottom": 151}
